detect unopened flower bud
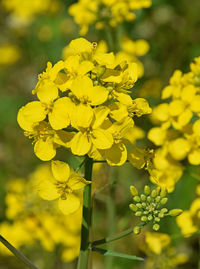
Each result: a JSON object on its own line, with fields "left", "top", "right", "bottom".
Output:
{"left": 133, "top": 196, "right": 140, "bottom": 202}
{"left": 129, "top": 204, "right": 137, "bottom": 212}
{"left": 142, "top": 202, "right": 146, "bottom": 208}
{"left": 153, "top": 224, "right": 160, "bottom": 231}
{"left": 141, "top": 216, "right": 147, "bottom": 222}
{"left": 144, "top": 185, "right": 150, "bottom": 195}
{"left": 161, "top": 198, "right": 168, "bottom": 205}
{"left": 135, "top": 211, "right": 142, "bottom": 217}
{"left": 136, "top": 203, "right": 142, "bottom": 209}
{"left": 141, "top": 194, "right": 146, "bottom": 201}
{"left": 160, "top": 188, "right": 167, "bottom": 198}
{"left": 158, "top": 212, "right": 164, "bottom": 218}
{"left": 133, "top": 226, "right": 141, "bottom": 235}
{"left": 130, "top": 186, "right": 138, "bottom": 196}
{"left": 168, "top": 209, "right": 183, "bottom": 217}
{"left": 155, "top": 196, "right": 161, "bottom": 203}
{"left": 147, "top": 196, "right": 151, "bottom": 202}
{"left": 151, "top": 190, "right": 157, "bottom": 198}
{"left": 161, "top": 208, "right": 168, "bottom": 214}
{"left": 156, "top": 186, "right": 161, "bottom": 195}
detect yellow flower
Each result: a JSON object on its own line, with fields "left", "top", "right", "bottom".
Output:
{"left": 2, "top": 0, "right": 61, "bottom": 23}
{"left": 57, "top": 55, "right": 94, "bottom": 90}
{"left": 17, "top": 108, "right": 72, "bottom": 161}
{"left": 176, "top": 211, "right": 198, "bottom": 237}
{"left": 0, "top": 44, "right": 20, "bottom": 65}
{"left": 37, "top": 160, "right": 91, "bottom": 215}
{"left": 145, "top": 232, "right": 171, "bottom": 254}
{"left": 103, "top": 118, "right": 134, "bottom": 166}
{"left": 70, "top": 107, "right": 113, "bottom": 156}
{"left": 18, "top": 97, "right": 72, "bottom": 131}
{"left": 32, "top": 61, "right": 63, "bottom": 102}
{"left": 110, "top": 97, "right": 151, "bottom": 122}
{"left": 70, "top": 76, "right": 108, "bottom": 128}
{"left": 69, "top": 0, "right": 152, "bottom": 35}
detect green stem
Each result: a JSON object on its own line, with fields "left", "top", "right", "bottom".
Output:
{"left": 77, "top": 157, "right": 93, "bottom": 269}
{"left": 105, "top": 193, "right": 116, "bottom": 269}
{"left": 92, "top": 223, "right": 145, "bottom": 246}
{"left": 0, "top": 235, "right": 38, "bottom": 269}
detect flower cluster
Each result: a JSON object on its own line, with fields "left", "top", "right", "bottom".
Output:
{"left": 64, "top": 36, "right": 149, "bottom": 78}
{"left": 139, "top": 232, "right": 188, "bottom": 269}
{"left": 176, "top": 184, "right": 200, "bottom": 237}
{"left": 129, "top": 185, "right": 182, "bottom": 233}
{"left": 69, "top": 0, "right": 152, "bottom": 35}
{"left": 1, "top": 0, "right": 61, "bottom": 23}
{"left": 148, "top": 57, "right": 200, "bottom": 191}
{"left": 0, "top": 164, "right": 82, "bottom": 262}
{"left": 17, "top": 37, "right": 151, "bottom": 166}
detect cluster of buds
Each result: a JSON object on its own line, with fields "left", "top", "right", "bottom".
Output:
{"left": 129, "top": 185, "right": 183, "bottom": 234}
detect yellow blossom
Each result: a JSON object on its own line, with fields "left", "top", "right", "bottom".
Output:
{"left": 37, "top": 160, "right": 90, "bottom": 214}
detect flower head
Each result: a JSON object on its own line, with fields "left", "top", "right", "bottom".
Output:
{"left": 129, "top": 185, "right": 183, "bottom": 232}
{"left": 36, "top": 160, "right": 91, "bottom": 214}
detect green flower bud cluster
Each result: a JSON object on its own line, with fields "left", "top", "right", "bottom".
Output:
{"left": 129, "top": 185, "right": 183, "bottom": 233}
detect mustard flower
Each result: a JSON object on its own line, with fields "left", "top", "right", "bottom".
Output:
{"left": 37, "top": 160, "right": 91, "bottom": 215}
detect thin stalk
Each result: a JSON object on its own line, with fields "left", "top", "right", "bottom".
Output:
{"left": 105, "top": 194, "right": 116, "bottom": 269}
{"left": 92, "top": 223, "right": 145, "bottom": 246}
{"left": 77, "top": 157, "right": 93, "bottom": 269}
{"left": 0, "top": 235, "right": 38, "bottom": 269}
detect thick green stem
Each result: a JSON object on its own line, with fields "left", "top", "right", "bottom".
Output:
{"left": 0, "top": 235, "right": 38, "bottom": 269}
{"left": 92, "top": 223, "right": 145, "bottom": 246}
{"left": 77, "top": 157, "right": 93, "bottom": 269}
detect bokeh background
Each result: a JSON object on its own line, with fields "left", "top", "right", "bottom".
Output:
{"left": 0, "top": 0, "right": 200, "bottom": 268}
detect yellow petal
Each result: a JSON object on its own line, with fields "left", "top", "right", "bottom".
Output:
{"left": 49, "top": 97, "right": 72, "bottom": 130}
{"left": 19, "top": 101, "right": 46, "bottom": 124}
{"left": 71, "top": 132, "right": 92, "bottom": 156}
{"left": 109, "top": 102, "right": 128, "bottom": 122}
{"left": 58, "top": 194, "right": 80, "bottom": 215}
{"left": 34, "top": 139, "right": 56, "bottom": 161}
{"left": 193, "top": 120, "right": 200, "bottom": 134}
{"left": 92, "top": 106, "right": 110, "bottom": 129}
{"left": 70, "top": 76, "right": 93, "bottom": 98}
{"left": 115, "top": 93, "right": 132, "bottom": 105}
{"left": 71, "top": 104, "right": 93, "bottom": 129}
{"left": 68, "top": 173, "right": 91, "bottom": 190}
{"left": 37, "top": 179, "right": 59, "bottom": 201}
{"left": 88, "top": 85, "right": 108, "bottom": 106}
{"left": 17, "top": 107, "right": 34, "bottom": 131}
{"left": 177, "top": 109, "right": 192, "bottom": 127}
{"left": 191, "top": 96, "right": 200, "bottom": 112}
{"left": 78, "top": 60, "right": 94, "bottom": 75}
{"left": 169, "top": 100, "right": 184, "bottom": 116}
{"left": 91, "top": 129, "right": 113, "bottom": 149}
{"left": 188, "top": 150, "right": 200, "bottom": 165}
{"left": 105, "top": 143, "right": 127, "bottom": 166}
{"left": 169, "top": 138, "right": 190, "bottom": 160}
{"left": 128, "top": 147, "right": 146, "bottom": 169}
{"left": 51, "top": 160, "right": 70, "bottom": 182}
{"left": 148, "top": 127, "right": 166, "bottom": 146}
{"left": 35, "top": 80, "right": 58, "bottom": 103}
{"left": 69, "top": 38, "right": 93, "bottom": 54}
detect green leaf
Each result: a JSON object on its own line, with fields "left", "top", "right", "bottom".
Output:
{"left": 92, "top": 247, "right": 144, "bottom": 261}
